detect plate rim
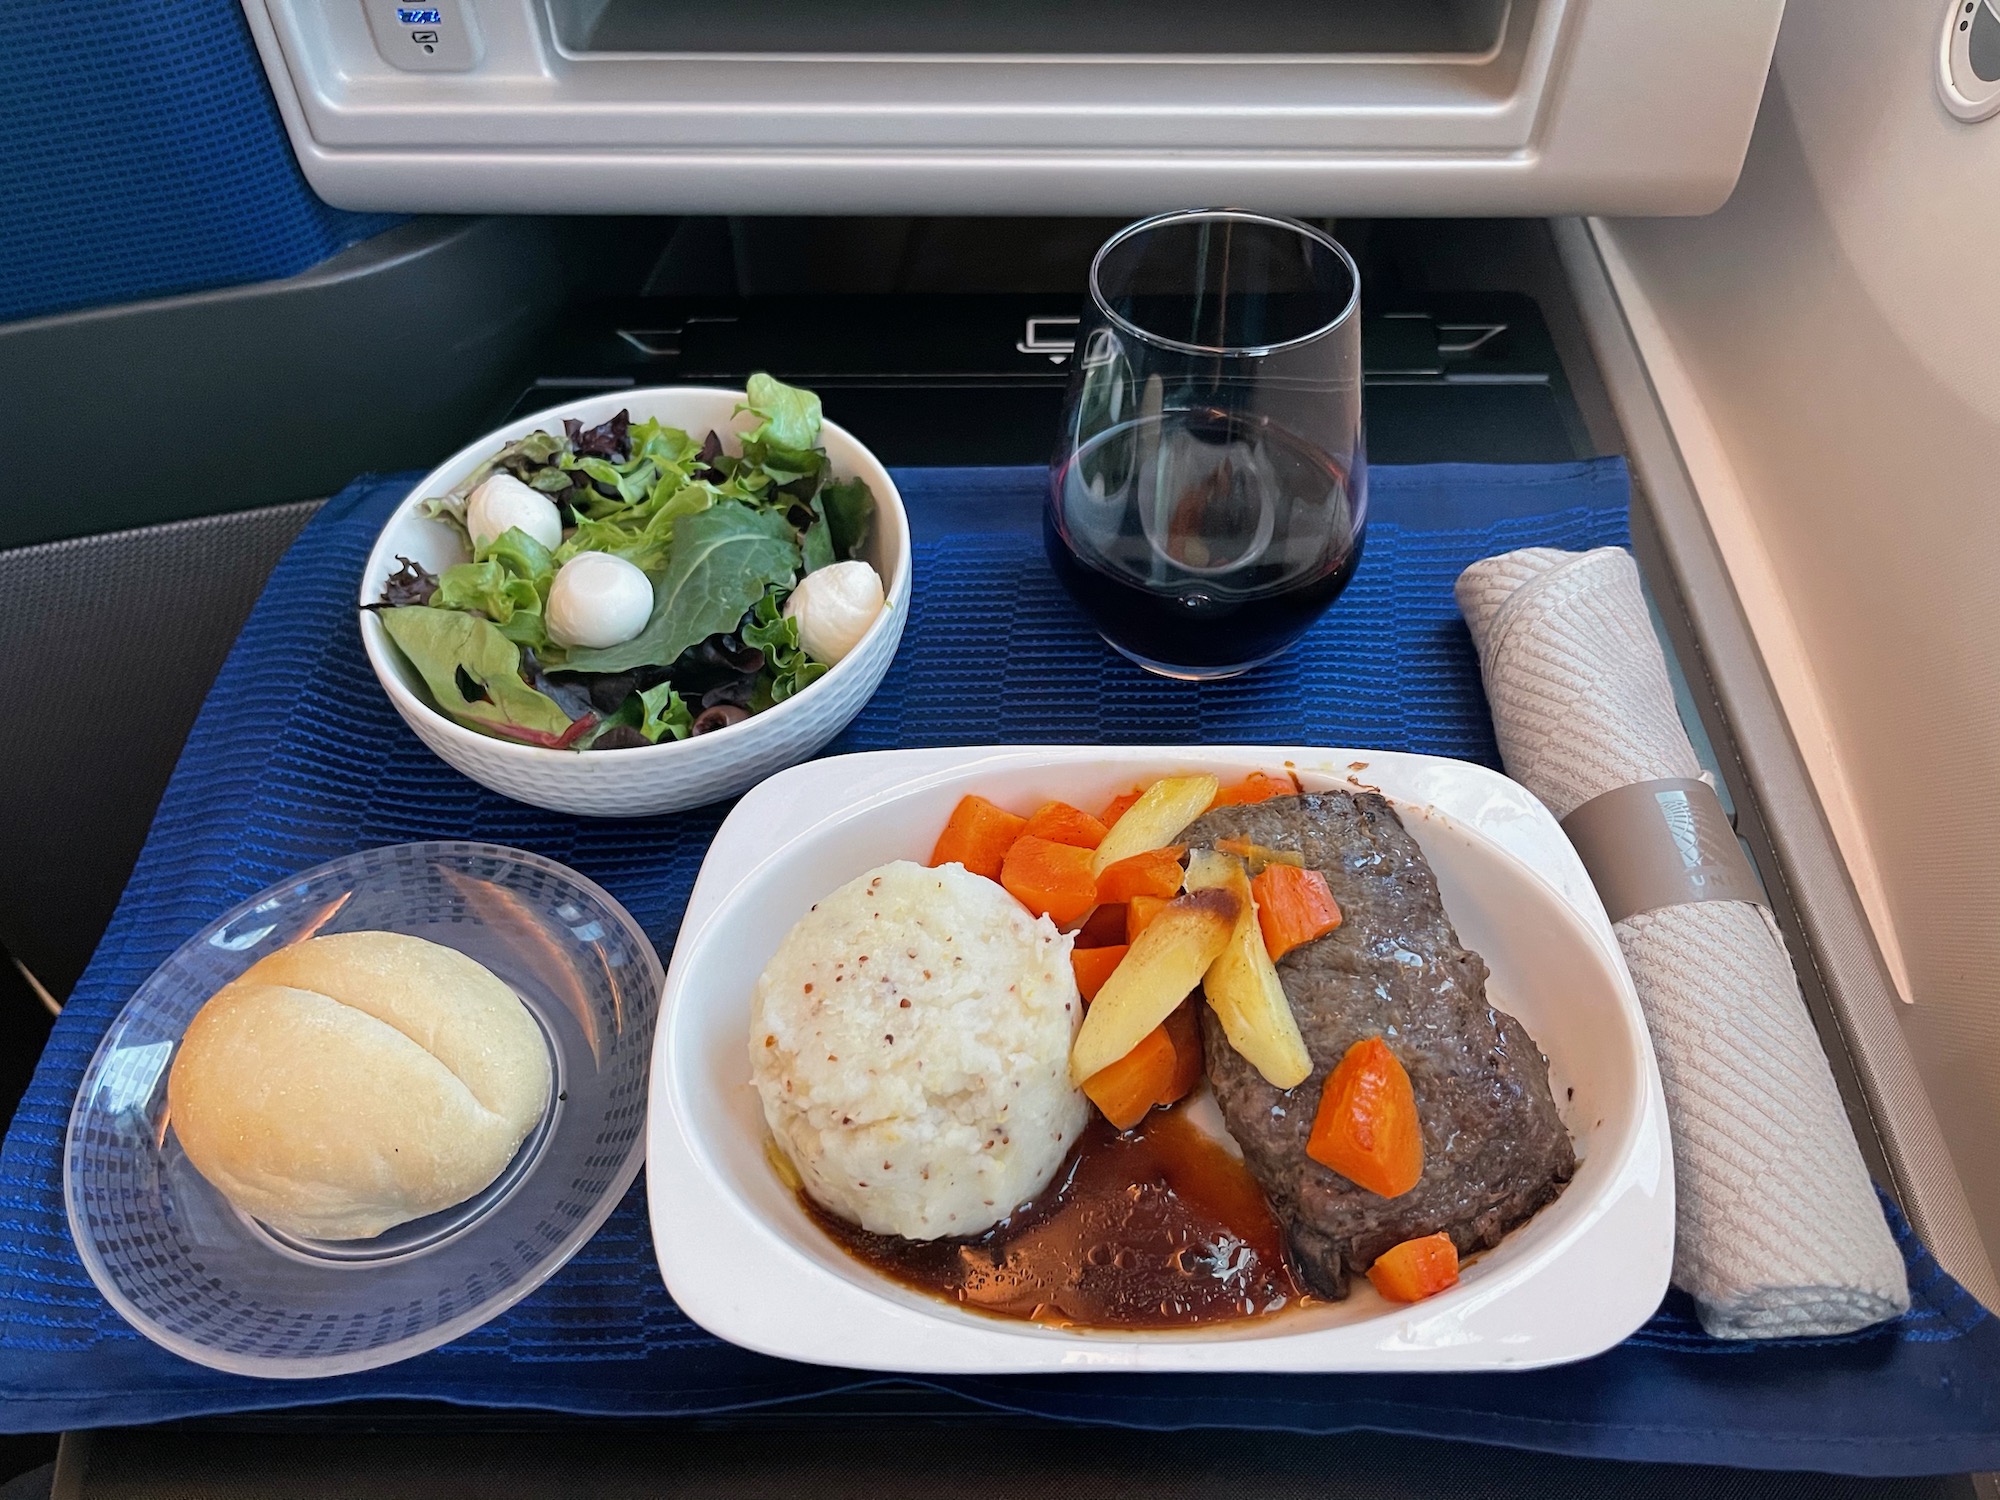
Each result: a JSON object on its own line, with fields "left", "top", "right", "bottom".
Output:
{"left": 63, "top": 839, "right": 665, "bottom": 1380}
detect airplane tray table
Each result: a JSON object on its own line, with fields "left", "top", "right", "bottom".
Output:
{"left": 2, "top": 461, "right": 1998, "bottom": 1477}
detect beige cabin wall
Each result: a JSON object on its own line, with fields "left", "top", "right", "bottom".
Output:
{"left": 1597, "top": 0, "right": 2000, "bottom": 1257}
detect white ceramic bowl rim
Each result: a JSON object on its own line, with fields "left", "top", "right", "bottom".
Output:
{"left": 358, "top": 386, "right": 910, "bottom": 763}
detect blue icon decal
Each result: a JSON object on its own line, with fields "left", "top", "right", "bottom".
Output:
{"left": 397, "top": 7, "right": 444, "bottom": 24}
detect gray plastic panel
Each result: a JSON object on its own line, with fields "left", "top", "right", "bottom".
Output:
{"left": 0, "top": 217, "right": 625, "bottom": 551}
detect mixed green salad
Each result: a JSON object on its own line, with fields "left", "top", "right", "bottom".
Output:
{"left": 368, "top": 375, "right": 881, "bottom": 751}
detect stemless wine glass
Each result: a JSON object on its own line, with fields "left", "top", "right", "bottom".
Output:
{"left": 1045, "top": 209, "right": 1366, "bottom": 679}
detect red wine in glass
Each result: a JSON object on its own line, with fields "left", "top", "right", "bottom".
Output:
{"left": 1047, "top": 212, "right": 1366, "bottom": 679}
{"left": 1047, "top": 407, "right": 1364, "bottom": 676}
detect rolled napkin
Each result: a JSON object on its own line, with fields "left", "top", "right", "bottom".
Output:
{"left": 1457, "top": 546, "right": 1908, "bottom": 1339}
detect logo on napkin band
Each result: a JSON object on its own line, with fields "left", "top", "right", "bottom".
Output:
{"left": 1658, "top": 788, "right": 1701, "bottom": 866}
{"left": 1656, "top": 787, "right": 1732, "bottom": 894}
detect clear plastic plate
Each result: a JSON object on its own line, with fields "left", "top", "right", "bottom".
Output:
{"left": 64, "top": 842, "right": 662, "bottom": 1378}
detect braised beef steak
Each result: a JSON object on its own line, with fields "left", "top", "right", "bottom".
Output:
{"left": 1185, "top": 791, "right": 1574, "bottom": 1298}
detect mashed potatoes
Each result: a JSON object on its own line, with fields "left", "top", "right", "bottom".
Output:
{"left": 750, "top": 860, "right": 1087, "bottom": 1239}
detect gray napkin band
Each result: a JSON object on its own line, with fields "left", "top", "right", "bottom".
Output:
{"left": 1559, "top": 777, "right": 1765, "bottom": 924}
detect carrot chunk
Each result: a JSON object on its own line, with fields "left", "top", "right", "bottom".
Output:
{"left": 930, "top": 795, "right": 1028, "bottom": 881}
{"left": 1082, "top": 1025, "right": 1178, "bottom": 1130}
{"left": 1073, "top": 903, "right": 1129, "bottom": 949}
{"left": 1125, "top": 894, "right": 1171, "bottom": 943}
{"left": 1023, "top": 800, "right": 1109, "bottom": 850}
{"left": 1307, "top": 1036, "right": 1424, "bottom": 1198}
{"left": 1000, "top": 835, "right": 1098, "bottom": 927}
{"left": 1211, "top": 771, "right": 1299, "bottom": 808}
{"left": 1367, "top": 1232, "right": 1460, "bottom": 1303}
{"left": 1095, "top": 847, "right": 1186, "bottom": 904}
{"left": 1251, "top": 864, "right": 1343, "bottom": 961}
{"left": 1071, "top": 944, "right": 1128, "bottom": 1003}
{"left": 1157, "top": 999, "right": 1204, "bottom": 1106}
{"left": 1099, "top": 788, "right": 1144, "bottom": 825}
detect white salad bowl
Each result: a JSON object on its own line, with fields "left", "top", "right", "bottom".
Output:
{"left": 649, "top": 745, "right": 1675, "bottom": 1374}
{"left": 359, "top": 387, "right": 911, "bottom": 818}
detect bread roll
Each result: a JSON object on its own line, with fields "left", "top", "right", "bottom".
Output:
{"left": 167, "top": 932, "right": 551, "bottom": 1241}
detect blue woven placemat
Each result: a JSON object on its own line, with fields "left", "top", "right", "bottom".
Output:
{"left": 2, "top": 460, "right": 1997, "bottom": 1475}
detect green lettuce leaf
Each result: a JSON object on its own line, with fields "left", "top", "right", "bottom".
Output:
{"left": 432, "top": 561, "right": 545, "bottom": 647}
{"left": 430, "top": 526, "right": 556, "bottom": 647}
{"left": 567, "top": 454, "right": 659, "bottom": 507}
{"left": 553, "top": 481, "right": 723, "bottom": 578}
{"left": 799, "top": 496, "right": 835, "bottom": 573}
{"left": 477, "top": 525, "right": 556, "bottom": 586}
{"left": 502, "top": 429, "right": 568, "bottom": 470}
{"left": 710, "top": 458, "right": 774, "bottom": 504}
{"left": 821, "top": 476, "right": 876, "bottom": 561}
{"left": 379, "top": 606, "right": 584, "bottom": 747}
{"left": 737, "top": 373, "right": 822, "bottom": 453}
{"left": 577, "top": 680, "right": 691, "bottom": 747}
{"left": 630, "top": 418, "right": 700, "bottom": 470}
{"left": 742, "top": 588, "right": 830, "bottom": 711}
{"left": 570, "top": 454, "right": 622, "bottom": 486}
{"left": 557, "top": 515, "right": 666, "bottom": 576}
{"left": 742, "top": 443, "right": 825, "bottom": 492}
{"left": 638, "top": 682, "right": 694, "bottom": 742}
{"left": 557, "top": 501, "right": 800, "bottom": 674}
{"left": 650, "top": 481, "right": 724, "bottom": 530}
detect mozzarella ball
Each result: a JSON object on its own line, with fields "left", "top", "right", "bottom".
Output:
{"left": 546, "top": 552, "right": 654, "bottom": 650}
{"left": 783, "top": 560, "right": 885, "bottom": 665}
{"left": 466, "top": 473, "right": 563, "bottom": 553}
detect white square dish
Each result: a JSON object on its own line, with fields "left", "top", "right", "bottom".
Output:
{"left": 647, "top": 745, "right": 1673, "bottom": 1373}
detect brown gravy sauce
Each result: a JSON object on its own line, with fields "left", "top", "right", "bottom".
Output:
{"left": 804, "top": 1105, "right": 1306, "bottom": 1329}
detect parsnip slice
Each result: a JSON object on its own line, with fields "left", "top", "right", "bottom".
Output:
{"left": 1091, "top": 774, "right": 1220, "bottom": 877}
{"left": 1185, "top": 848, "right": 1313, "bottom": 1089}
{"left": 1068, "top": 886, "right": 1238, "bottom": 1084}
